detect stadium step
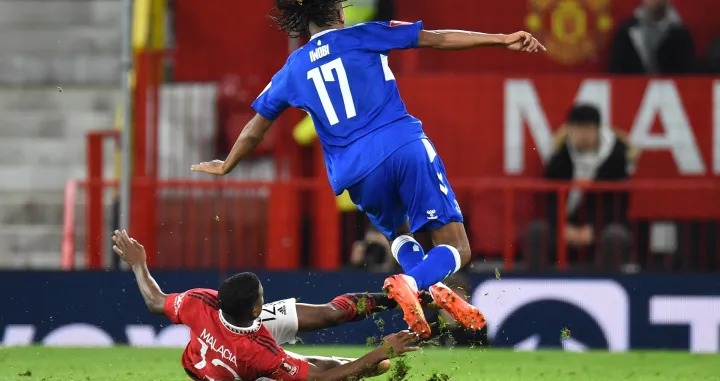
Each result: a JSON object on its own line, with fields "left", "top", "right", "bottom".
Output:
{"left": 0, "top": 138, "right": 93, "bottom": 166}
{"left": 0, "top": 192, "right": 65, "bottom": 225}
{"left": 0, "top": 0, "right": 121, "bottom": 85}
{"left": 0, "top": 87, "right": 118, "bottom": 112}
{"left": 0, "top": 110, "right": 115, "bottom": 138}
{"left": 0, "top": 225, "right": 64, "bottom": 254}
{"left": 0, "top": 250, "right": 85, "bottom": 270}
{"left": 0, "top": 53, "right": 121, "bottom": 85}
{"left": 0, "top": 191, "right": 96, "bottom": 226}
{"left": 0, "top": 26, "right": 120, "bottom": 54}
{"left": 0, "top": 0, "right": 122, "bottom": 267}
{"left": 0, "top": 223, "right": 101, "bottom": 269}
{"left": 0, "top": 0, "right": 122, "bottom": 29}
{"left": 0, "top": 165, "right": 114, "bottom": 192}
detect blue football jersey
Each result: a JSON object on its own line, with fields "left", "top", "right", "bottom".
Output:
{"left": 252, "top": 21, "right": 427, "bottom": 195}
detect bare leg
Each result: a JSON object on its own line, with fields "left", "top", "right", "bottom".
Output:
{"left": 429, "top": 221, "right": 472, "bottom": 267}
{"left": 295, "top": 304, "right": 345, "bottom": 334}
{"left": 295, "top": 292, "right": 435, "bottom": 333}
{"left": 395, "top": 220, "right": 411, "bottom": 237}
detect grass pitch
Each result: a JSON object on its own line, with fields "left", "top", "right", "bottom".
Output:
{"left": 2, "top": 346, "right": 718, "bottom": 381}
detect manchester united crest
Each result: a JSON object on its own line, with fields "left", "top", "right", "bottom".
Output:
{"left": 526, "top": 0, "right": 613, "bottom": 65}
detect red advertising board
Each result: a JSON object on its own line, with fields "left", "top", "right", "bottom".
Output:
{"left": 393, "top": 75, "right": 719, "bottom": 253}
{"left": 398, "top": 75, "right": 719, "bottom": 179}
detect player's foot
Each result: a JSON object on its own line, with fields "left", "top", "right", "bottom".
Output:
{"left": 429, "top": 283, "right": 486, "bottom": 330}
{"left": 383, "top": 275, "right": 431, "bottom": 338}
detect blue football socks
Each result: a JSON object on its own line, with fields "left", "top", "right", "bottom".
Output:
{"left": 405, "top": 245, "right": 461, "bottom": 290}
{"left": 391, "top": 235, "right": 425, "bottom": 271}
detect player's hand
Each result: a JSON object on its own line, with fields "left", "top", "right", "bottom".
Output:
{"left": 191, "top": 160, "right": 227, "bottom": 176}
{"left": 504, "top": 31, "right": 546, "bottom": 53}
{"left": 380, "top": 330, "right": 420, "bottom": 358}
{"left": 112, "top": 230, "right": 147, "bottom": 267}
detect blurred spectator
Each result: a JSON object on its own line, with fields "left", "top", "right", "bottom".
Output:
{"left": 525, "top": 104, "right": 638, "bottom": 272}
{"left": 608, "top": 0, "right": 694, "bottom": 74}
{"left": 702, "top": 36, "right": 720, "bottom": 73}
{"left": 348, "top": 226, "right": 395, "bottom": 272}
{"left": 426, "top": 272, "right": 487, "bottom": 347}
{"left": 374, "top": 0, "right": 395, "bottom": 21}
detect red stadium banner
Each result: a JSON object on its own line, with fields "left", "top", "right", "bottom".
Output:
{"left": 395, "top": 0, "right": 720, "bottom": 73}
{"left": 394, "top": 75, "right": 719, "bottom": 254}
{"left": 172, "top": 0, "right": 720, "bottom": 78}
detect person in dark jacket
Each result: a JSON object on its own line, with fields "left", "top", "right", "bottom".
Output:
{"left": 348, "top": 225, "right": 396, "bottom": 272}
{"left": 525, "top": 104, "right": 636, "bottom": 272}
{"left": 608, "top": 0, "right": 694, "bottom": 74}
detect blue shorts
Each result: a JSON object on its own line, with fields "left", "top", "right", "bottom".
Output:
{"left": 347, "top": 138, "right": 464, "bottom": 240}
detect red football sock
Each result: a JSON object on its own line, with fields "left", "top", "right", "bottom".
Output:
{"left": 329, "top": 293, "right": 391, "bottom": 322}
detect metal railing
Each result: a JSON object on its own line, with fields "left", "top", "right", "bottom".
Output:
{"left": 63, "top": 173, "right": 720, "bottom": 272}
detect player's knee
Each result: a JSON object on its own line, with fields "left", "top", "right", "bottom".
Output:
{"left": 457, "top": 242, "right": 472, "bottom": 265}
{"left": 449, "top": 242, "right": 471, "bottom": 267}
{"left": 323, "top": 304, "right": 347, "bottom": 326}
{"left": 431, "top": 222, "right": 471, "bottom": 266}
{"left": 435, "top": 242, "right": 470, "bottom": 270}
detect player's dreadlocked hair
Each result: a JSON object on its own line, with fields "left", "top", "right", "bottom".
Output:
{"left": 218, "top": 272, "right": 261, "bottom": 320}
{"left": 270, "top": 0, "right": 347, "bottom": 38}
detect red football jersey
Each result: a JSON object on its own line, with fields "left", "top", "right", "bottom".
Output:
{"left": 164, "top": 288, "right": 309, "bottom": 381}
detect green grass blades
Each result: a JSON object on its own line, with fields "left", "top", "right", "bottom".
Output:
{"left": 2, "top": 346, "right": 720, "bottom": 381}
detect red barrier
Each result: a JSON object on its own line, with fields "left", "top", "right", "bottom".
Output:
{"left": 66, "top": 178, "right": 321, "bottom": 271}
{"left": 66, "top": 175, "right": 719, "bottom": 272}
{"left": 78, "top": 101, "right": 338, "bottom": 270}
{"left": 450, "top": 179, "right": 720, "bottom": 272}
{"left": 85, "top": 130, "right": 120, "bottom": 270}
{"left": 61, "top": 179, "right": 78, "bottom": 271}
{"left": 144, "top": 179, "right": 308, "bottom": 270}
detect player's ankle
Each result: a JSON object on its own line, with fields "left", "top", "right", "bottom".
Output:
{"left": 400, "top": 275, "right": 419, "bottom": 292}
{"left": 431, "top": 282, "right": 446, "bottom": 289}
{"left": 329, "top": 295, "right": 359, "bottom": 322}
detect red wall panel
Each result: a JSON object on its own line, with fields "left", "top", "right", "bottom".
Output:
{"left": 173, "top": 0, "right": 289, "bottom": 82}
{"left": 173, "top": 1, "right": 720, "bottom": 80}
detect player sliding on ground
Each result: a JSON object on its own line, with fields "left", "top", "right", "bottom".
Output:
{"left": 113, "top": 230, "right": 423, "bottom": 381}
{"left": 191, "top": 0, "right": 545, "bottom": 338}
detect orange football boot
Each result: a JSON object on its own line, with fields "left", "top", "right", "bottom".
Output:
{"left": 383, "top": 275, "right": 432, "bottom": 338}
{"left": 429, "top": 283, "right": 486, "bottom": 330}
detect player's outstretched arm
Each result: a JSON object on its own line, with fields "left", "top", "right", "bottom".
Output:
{"left": 418, "top": 29, "right": 546, "bottom": 52}
{"left": 305, "top": 331, "right": 418, "bottom": 381}
{"left": 112, "top": 230, "right": 167, "bottom": 314}
{"left": 190, "top": 113, "right": 274, "bottom": 176}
